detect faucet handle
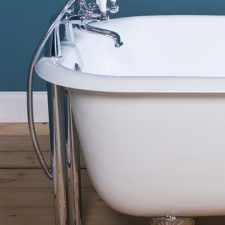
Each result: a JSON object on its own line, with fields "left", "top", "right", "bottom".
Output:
{"left": 96, "top": 0, "right": 107, "bottom": 14}
{"left": 95, "top": 0, "right": 119, "bottom": 16}
{"left": 109, "top": 0, "right": 119, "bottom": 14}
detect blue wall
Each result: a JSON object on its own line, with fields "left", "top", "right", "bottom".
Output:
{"left": 2, "top": 0, "right": 225, "bottom": 91}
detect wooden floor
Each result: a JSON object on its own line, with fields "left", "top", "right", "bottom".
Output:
{"left": 0, "top": 123, "right": 225, "bottom": 225}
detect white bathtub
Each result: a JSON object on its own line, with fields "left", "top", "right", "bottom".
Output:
{"left": 36, "top": 16, "right": 225, "bottom": 217}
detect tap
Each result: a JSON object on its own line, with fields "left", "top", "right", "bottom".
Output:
{"left": 67, "top": 0, "right": 123, "bottom": 47}
{"left": 73, "top": 23, "right": 123, "bottom": 47}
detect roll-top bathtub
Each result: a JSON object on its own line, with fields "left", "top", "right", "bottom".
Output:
{"left": 36, "top": 16, "right": 225, "bottom": 217}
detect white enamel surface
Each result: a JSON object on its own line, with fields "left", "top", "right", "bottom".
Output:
{"left": 70, "top": 91, "right": 225, "bottom": 217}
{"left": 36, "top": 16, "right": 225, "bottom": 216}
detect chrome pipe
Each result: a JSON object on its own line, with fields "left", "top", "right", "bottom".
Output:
{"left": 51, "top": 85, "right": 68, "bottom": 225}
{"left": 72, "top": 23, "right": 123, "bottom": 47}
{"left": 48, "top": 84, "right": 82, "bottom": 225}
{"left": 66, "top": 95, "right": 82, "bottom": 225}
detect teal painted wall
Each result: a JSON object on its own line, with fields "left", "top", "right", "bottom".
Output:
{"left": 1, "top": 0, "right": 225, "bottom": 91}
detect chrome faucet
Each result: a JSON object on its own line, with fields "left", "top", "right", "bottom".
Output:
{"left": 67, "top": 0, "right": 123, "bottom": 47}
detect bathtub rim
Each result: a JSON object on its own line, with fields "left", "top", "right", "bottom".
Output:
{"left": 35, "top": 15, "right": 225, "bottom": 93}
{"left": 36, "top": 57, "right": 225, "bottom": 93}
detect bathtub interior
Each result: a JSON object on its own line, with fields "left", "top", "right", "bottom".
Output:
{"left": 66, "top": 16, "right": 225, "bottom": 77}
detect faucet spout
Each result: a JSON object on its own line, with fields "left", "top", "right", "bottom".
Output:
{"left": 84, "top": 25, "right": 123, "bottom": 47}
{"left": 73, "top": 24, "right": 123, "bottom": 47}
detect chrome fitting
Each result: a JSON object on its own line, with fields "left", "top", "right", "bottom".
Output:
{"left": 68, "top": 0, "right": 123, "bottom": 47}
{"left": 109, "top": 0, "right": 119, "bottom": 14}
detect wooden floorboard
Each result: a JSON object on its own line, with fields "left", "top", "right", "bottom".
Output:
{"left": 0, "top": 136, "right": 86, "bottom": 169}
{"left": 1, "top": 123, "right": 225, "bottom": 225}
{"left": 0, "top": 148, "right": 86, "bottom": 169}
{"left": 0, "top": 208, "right": 55, "bottom": 225}
{"left": 0, "top": 187, "right": 53, "bottom": 208}
{"left": 0, "top": 151, "right": 51, "bottom": 169}
{"left": 0, "top": 123, "right": 49, "bottom": 136}
{"left": 0, "top": 169, "right": 91, "bottom": 189}
{"left": 0, "top": 169, "right": 51, "bottom": 188}
{"left": 0, "top": 136, "right": 50, "bottom": 152}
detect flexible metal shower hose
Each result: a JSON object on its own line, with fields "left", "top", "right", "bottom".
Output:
{"left": 27, "top": 0, "right": 75, "bottom": 180}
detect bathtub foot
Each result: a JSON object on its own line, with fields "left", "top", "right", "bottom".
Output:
{"left": 151, "top": 217, "right": 195, "bottom": 225}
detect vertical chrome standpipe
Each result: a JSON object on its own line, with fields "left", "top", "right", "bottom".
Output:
{"left": 49, "top": 84, "right": 82, "bottom": 225}
{"left": 51, "top": 85, "right": 68, "bottom": 225}
{"left": 66, "top": 93, "right": 82, "bottom": 225}
{"left": 151, "top": 217, "right": 195, "bottom": 225}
